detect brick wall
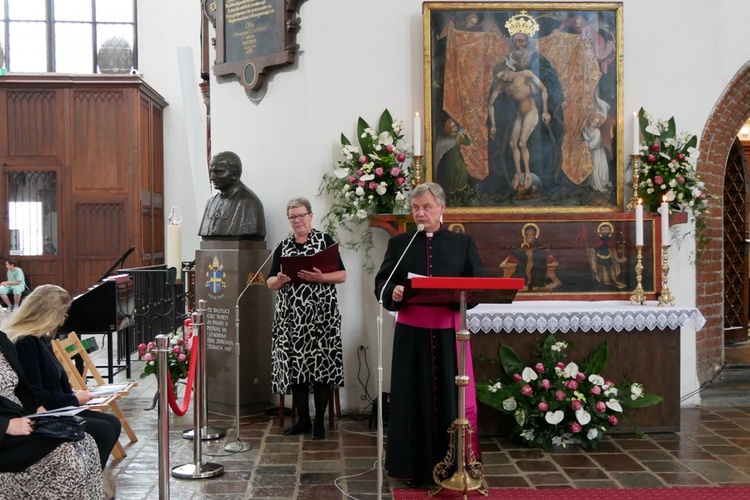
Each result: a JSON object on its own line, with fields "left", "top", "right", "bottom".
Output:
{"left": 695, "top": 61, "right": 750, "bottom": 383}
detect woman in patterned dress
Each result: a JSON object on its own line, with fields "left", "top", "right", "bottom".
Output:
{"left": 5, "top": 285, "right": 122, "bottom": 471}
{"left": 267, "top": 197, "right": 346, "bottom": 440}
{"left": 0, "top": 330, "right": 105, "bottom": 499}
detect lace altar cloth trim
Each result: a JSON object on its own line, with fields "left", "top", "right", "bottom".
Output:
{"left": 467, "top": 301, "right": 705, "bottom": 334}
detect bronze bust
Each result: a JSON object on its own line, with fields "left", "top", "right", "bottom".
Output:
{"left": 199, "top": 151, "right": 266, "bottom": 241}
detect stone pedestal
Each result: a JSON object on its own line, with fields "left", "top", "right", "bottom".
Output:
{"left": 195, "top": 240, "right": 273, "bottom": 416}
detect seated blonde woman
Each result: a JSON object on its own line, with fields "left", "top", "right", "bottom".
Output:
{"left": 0, "top": 329, "right": 105, "bottom": 499}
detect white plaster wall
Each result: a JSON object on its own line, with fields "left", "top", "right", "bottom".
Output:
{"left": 139, "top": 0, "right": 750, "bottom": 413}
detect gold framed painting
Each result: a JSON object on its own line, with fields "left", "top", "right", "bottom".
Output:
{"left": 423, "top": 2, "right": 624, "bottom": 214}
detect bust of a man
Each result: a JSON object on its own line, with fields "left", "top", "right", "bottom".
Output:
{"left": 198, "top": 151, "right": 266, "bottom": 241}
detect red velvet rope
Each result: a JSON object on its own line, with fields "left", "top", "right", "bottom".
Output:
{"left": 166, "top": 338, "right": 199, "bottom": 416}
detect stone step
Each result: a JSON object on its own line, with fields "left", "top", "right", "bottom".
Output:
{"left": 699, "top": 365, "right": 750, "bottom": 405}
{"left": 718, "top": 364, "right": 750, "bottom": 381}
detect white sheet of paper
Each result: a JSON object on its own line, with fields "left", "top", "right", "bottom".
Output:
{"left": 27, "top": 406, "right": 85, "bottom": 418}
{"left": 88, "top": 384, "right": 129, "bottom": 395}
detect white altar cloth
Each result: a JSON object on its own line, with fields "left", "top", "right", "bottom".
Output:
{"left": 467, "top": 301, "right": 706, "bottom": 334}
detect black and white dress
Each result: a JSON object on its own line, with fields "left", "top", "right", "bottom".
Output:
{"left": 270, "top": 229, "right": 345, "bottom": 394}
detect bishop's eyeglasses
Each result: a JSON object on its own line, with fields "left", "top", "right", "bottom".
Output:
{"left": 288, "top": 213, "right": 310, "bottom": 221}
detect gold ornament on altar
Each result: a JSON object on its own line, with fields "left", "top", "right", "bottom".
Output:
{"left": 505, "top": 10, "right": 539, "bottom": 37}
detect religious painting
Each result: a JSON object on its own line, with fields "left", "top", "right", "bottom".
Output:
{"left": 446, "top": 214, "right": 657, "bottom": 300}
{"left": 424, "top": 3, "right": 624, "bottom": 213}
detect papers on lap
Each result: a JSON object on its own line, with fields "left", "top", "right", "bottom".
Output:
{"left": 281, "top": 243, "right": 339, "bottom": 284}
{"left": 27, "top": 406, "right": 86, "bottom": 418}
{"left": 88, "top": 384, "right": 129, "bottom": 395}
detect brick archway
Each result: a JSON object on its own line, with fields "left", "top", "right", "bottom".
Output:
{"left": 695, "top": 60, "right": 750, "bottom": 383}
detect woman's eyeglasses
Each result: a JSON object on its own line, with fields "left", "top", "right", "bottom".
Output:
{"left": 287, "top": 213, "right": 310, "bottom": 221}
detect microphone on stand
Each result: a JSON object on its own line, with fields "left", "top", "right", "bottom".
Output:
{"left": 377, "top": 224, "right": 424, "bottom": 304}
{"left": 224, "top": 239, "right": 283, "bottom": 453}
{"left": 375, "top": 223, "right": 424, "bottom": 500}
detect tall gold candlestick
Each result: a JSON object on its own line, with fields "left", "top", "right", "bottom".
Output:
{"left": 412, "top": 155, "right": 423, "bottom": 187}
{"left": 658, "top": 244, "right": 675, "bottom": 306}
{"left": 630, "top": 244, "right": 646, "bottom": 305}
{"left": 627, "top": 155, "right": 640, "bottom": 212}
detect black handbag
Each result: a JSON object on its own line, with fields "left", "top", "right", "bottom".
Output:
{"left": 32, "top": 415, "right": 87, "bottom": 442}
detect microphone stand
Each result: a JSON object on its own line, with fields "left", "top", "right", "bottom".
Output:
{"left": 376, "top": 224, "right": 423, "bottom": 500}
{"left": 224, "top": 244, "right": 277, "bottom": 453}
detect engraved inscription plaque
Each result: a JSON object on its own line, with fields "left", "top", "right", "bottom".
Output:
{"left": 214, "top": 0, "right": 304, "bottom": 90}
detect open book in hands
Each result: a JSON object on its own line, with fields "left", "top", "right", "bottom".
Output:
{"left": 281, "top": 243, "right": 340, "bottom": 284}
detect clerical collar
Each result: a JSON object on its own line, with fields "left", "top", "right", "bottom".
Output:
{"left": 424, "top": 223, "right": 444, "bottom": 238}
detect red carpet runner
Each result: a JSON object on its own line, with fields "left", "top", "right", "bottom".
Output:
{"left": 392, "top": 486, "right": 750, "bottom": 499}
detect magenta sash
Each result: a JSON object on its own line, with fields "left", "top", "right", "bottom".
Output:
{"left": 397, "top": 304, "right": 481, "bottom": 458}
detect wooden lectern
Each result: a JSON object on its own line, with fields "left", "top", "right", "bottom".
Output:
{"left": 406, "top": 276, "right": 524, "bottom": 498}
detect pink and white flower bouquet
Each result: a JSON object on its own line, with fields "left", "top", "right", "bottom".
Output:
{"left": 319, "top": 109, "right": 413, "bottom": 271}
{"left": 634, "top": 108, "right": 712, "bottom": 254}
{"left": 477, "top": 334, "right": 661, "bottom": 451}
{"left": 138, "top": 326, "right": 192, "bottom": 389}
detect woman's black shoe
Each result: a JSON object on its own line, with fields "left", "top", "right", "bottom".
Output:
{"left": 311, "top": 422, "right": 325, "bottom": 440}
{"left": 281, "top": 422, "right": 311, "bottom": 435}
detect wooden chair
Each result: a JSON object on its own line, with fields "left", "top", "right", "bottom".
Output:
{"left": 51, "top": 332, "right": 138, "bottom": 457}
{"left": 278, "top": 387, "right": 341, "bottom": 431}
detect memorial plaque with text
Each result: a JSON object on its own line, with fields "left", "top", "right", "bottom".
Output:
{"left": 213, "top": 0, "right": 304, "bottom": 90}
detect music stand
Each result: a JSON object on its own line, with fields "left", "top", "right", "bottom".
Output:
{"left": 405, "top": 276, "right": 523, "bottom": 497}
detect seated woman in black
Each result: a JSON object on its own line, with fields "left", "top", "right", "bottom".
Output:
{"left": 5, "top": 284, "right": 122, "bottom": 469}
{"left": 0, "top": 329, "right": 105, "bottom": 498}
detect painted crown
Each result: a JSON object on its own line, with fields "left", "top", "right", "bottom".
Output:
{"left": 505, "top": 10, "right": 539, "bottom": 37}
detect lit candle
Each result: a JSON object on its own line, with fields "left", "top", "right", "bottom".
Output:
{"left": 166, "top": 206, "right": 182, "bottom": 276}
{"left": 661, "top": 197, "right": 670, "bottom": 245}
{"left": 632, "top": 111, "right": 640, "bottom": 156}
{"left": 413, "top": 112, "right": 422, "bottom": 156}
{"left": 635, "top": 199, "right": 643, "bottom": 246}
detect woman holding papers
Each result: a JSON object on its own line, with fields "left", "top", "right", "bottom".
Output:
{"left": 0, "top": 330, "right": 105, "bottom": 498}
{"left": 5, "top": 285, "right": 121, "bottom": 469}
{"left": 374, "top": 182, "right": 486, "bottom": 487}
{"left": 267, "top": 197, "right": 346, "bottom": 440}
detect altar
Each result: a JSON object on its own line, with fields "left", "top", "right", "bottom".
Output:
{"left": 468, "top": 301, "right": 705, "bottom": 435}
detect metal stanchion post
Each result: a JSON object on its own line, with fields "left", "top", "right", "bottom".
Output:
{"left": 224, "top": 301, "right": 251, "bottom": 453}
{"left": 183, "top": 299, "right": 226, "bottom": 440}
{"left": 156, "top": 334, "right": 170, "bottom": 500}
{"left": 172, "top": 310, "right": 224, "bottom": 479}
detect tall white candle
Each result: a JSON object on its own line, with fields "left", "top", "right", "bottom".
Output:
{"left": 166, "top": 206, "right": 182, "bottom": 277}
{"left": 635, "top": 200, "right": 643, "bottom": 246}
{"left": 413, "top": 112, "right": 422, "bottom": 156}
{"left": 632, "top": 111, "right": 640, "bottom": 156}
{"left": 661, "top": 198, "right": 670, "bottom": 245}
{"left": 167, "top": 224, "right": 182, "bottom": 273}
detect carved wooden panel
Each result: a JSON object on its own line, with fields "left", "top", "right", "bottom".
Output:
{"left": 724, "top": 138, "right": 749, "bottom": 343}
{"left": 6, "top": 92, "right": 58, "bottom": 157}
{"left": 0, "top": 75, "right": 167, "bottom": 296}
{"left": 72, "top": 91, "right": 128, "bottom": 192}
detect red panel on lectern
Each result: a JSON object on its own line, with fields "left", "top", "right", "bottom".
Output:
{"left": 405, "top": 277, "right": 524, "bottom": 305}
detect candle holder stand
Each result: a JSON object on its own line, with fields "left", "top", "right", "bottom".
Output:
{"left": 627, "top": 155, "right": 640, "bottom": 212}
{"left": 629, "top": 244, "right": 647, "bottom": 306}
{"left": 412, "top": 155, "right": 423, "bottom": 187}
{"left": 658, "top": 244, "right": 675, "bottom": 307}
